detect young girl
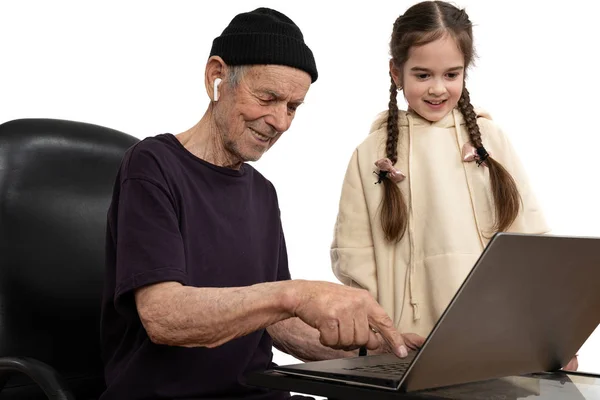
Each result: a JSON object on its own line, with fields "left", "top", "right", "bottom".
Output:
{"left": 331, "top": 0, "right": 577, "bottom": 369}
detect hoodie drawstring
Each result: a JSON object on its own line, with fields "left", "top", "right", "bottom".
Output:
{"left": 406, "top": 114, "right": 420, "bottom": 321}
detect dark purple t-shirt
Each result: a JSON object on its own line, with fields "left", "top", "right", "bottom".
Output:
{"left": 100, "top": 134, "right": 292, "bottom": 400}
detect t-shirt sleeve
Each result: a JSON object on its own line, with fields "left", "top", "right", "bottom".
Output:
{"left": 114, "top": 176, "right": 188, "bottom": 303}
{"left": 276, "top": 226, "right": 291, "bottom": 281}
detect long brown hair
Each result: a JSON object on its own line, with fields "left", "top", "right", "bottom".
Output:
{"left": 381, "top": 0, "right": 521, "bottom": 242}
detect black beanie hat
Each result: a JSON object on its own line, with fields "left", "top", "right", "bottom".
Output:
{"left": 209, "top": 8, "right": 318, "bottom": 83}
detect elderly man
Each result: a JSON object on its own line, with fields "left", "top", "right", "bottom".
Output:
{"left": 100, "top": 7, "right": 423, "bottom": 400}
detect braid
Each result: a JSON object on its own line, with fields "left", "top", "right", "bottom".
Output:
{"left": 457, "top": 88, "right": 483, "bottom": 147}
{"left": 380, "top": 76, "right": 408, "bottom": 242}
{"left": 457, "top": 86, "right": 522, "bottom": 233}
{"left": 386, "top": 78, "right": 400, "bottom": 164}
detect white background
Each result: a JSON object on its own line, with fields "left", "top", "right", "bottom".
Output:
{"left": 2, "top": 0, "right": 599, "bottom": 376}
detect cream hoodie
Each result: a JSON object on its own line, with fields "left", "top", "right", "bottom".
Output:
{"left": 331, "top": 108, "right": 549, "bottom": 337}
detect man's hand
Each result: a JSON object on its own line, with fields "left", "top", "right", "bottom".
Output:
{"left": 291, "top": 281, "right": 411, "bottom": 358}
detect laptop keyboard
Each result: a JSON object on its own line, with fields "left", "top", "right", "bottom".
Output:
{"left": 343, "top": 361, "right": 411, "bottom": 376}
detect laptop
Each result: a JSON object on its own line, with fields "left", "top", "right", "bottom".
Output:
{"left": 272, "top": 233, "right": 600, "bottom": 392}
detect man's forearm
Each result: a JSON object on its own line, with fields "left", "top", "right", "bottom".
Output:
{"left": 135, "top": 279, "right": 410, "bottom": 357}
{"left": 136, "top": 281, "right": 299, "bottom": 348}
{"left": 267, "top": 317, "right": 358, "bottom": 361}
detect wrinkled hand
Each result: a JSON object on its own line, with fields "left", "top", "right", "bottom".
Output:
{"left": 293, "top": 281, "right": 410, "bottom": 358}
{"left": 563, "top": 355, "right": 579, "bottom": 371}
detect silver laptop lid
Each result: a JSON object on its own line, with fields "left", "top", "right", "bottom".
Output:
{"left": 401, "top": 233, "right": 600, "bottom": 391}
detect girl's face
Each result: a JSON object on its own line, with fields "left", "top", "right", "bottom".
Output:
{"left": 392, "top": 35, "right": 465, "bottom": 122}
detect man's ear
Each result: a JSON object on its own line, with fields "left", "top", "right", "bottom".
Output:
{"left": 205, "top": 56, "right": 226, "bottom": 101}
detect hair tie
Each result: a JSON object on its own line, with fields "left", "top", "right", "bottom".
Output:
{"left": 374, "top": 158, "right": 406, "bottom": 184}
{"left": 475, "top": 146, "right": 490, "bottom": 166}
{"left": 373, "top": 170, "right": 388, "bottom": 184}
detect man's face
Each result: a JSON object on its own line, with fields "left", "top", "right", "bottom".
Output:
{"left": 213, "top": 65, "right": 311, "bottom": 164}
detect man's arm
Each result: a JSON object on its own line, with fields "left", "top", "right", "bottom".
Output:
{"left": 135, "top": 279, "right": 412, "bottom": 357}
{"left": 136, "top": 281, "right": 295, "bottom": 348}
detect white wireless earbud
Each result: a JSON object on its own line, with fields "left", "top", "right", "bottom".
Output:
{"left": 213, "top": 78, "right": 222, "bottom": 102}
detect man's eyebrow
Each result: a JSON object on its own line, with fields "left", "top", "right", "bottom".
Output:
{"left": 264, "top": 89, "right": 281, "bottom": 98}
{"left": 260, "top": 89, "right": 305, "bottom": 104}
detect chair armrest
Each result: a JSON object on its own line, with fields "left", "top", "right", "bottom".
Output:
{"left": 0, "top": 356, "right": 75, "bottom": 400}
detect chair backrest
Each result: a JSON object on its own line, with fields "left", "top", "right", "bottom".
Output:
{"left": 0, "top": 119, "right": 139, "bottom": 398}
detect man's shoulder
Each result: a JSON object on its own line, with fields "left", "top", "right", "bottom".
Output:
{"left": 119, "top": 134, "right": 179, "bottom": 181}
{"left": 124, "top": 133, "right": 174, "bottom": 164}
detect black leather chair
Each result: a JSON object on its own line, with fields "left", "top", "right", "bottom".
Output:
{"left": 0, "top": 119, "right": 139, "bottom": 399}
